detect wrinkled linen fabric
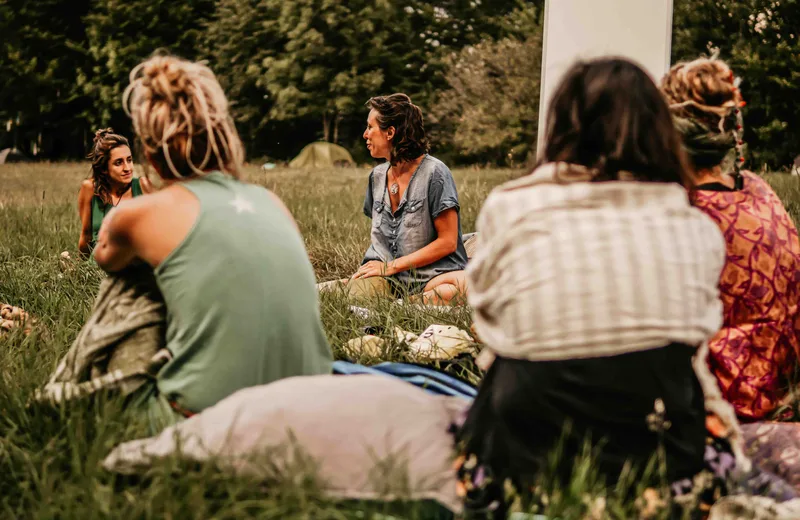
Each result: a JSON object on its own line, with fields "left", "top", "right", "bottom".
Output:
{"left": 38, "top": 266, "right": 169, "bottom": 403}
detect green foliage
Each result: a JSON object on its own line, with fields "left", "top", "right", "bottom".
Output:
{"left": 0, "top": 0, "right": 797, "bottom": 168}
{"left": 82, "top": 0, "right": 216, "bottom": 130}
{"left": 204, "top": 0, "right": 531, "bottom": 158}
{"left": 429, "top": 4, "right": 543, "bottom": 166}
{"left": 0, "top": 0, "right": 92, "bottom": 157}
{"left": 672, "top": 0, "right": 800, "bottom": 169}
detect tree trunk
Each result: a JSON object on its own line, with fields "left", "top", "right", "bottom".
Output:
{"left": 323, "top": 113, "right": 331, "bottom": 142}
{"left": 332, "top": 113, "right": 342, "bottom": 145}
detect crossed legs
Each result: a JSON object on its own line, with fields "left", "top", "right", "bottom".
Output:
{"left": 318, "top": 270, "right": 468, "bottom": 305}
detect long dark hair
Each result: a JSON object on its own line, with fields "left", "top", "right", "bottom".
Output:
{"left": 366, "top": 93, "right": 430, "bottom": 164}
{"left": 541, "top": 58, "right": 692, "bottom": 186}
{"left": 87, "top": 128, "right": 130, "bottom": 205}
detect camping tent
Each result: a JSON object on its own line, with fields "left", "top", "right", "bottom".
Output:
{"left": 0, "top": 148, "right": 29, "bottom": 164}
{"left": 289, "top": 142, "right": 355, "bottom": 169}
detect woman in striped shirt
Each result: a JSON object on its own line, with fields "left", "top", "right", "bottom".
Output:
{"left": 455, "top": 58, "right": 737, "bottom": 516}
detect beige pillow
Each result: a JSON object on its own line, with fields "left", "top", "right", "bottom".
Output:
{"left": 103, "top": 374, "right": 468, "bottom": 512}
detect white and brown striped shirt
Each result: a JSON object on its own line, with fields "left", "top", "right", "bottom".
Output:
{"left": 468, "top": 162, "right": 726, "bottom": 362}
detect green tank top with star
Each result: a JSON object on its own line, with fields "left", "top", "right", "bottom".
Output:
{"left": 90, "top": 177, "right": 144, "bottom": 247}
{"left": 147, "top": 171, "right": 332, "bottom": 427}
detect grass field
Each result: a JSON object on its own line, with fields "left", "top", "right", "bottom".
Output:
{"left": 2, "top": 162, "right": 800, "bottom": 519}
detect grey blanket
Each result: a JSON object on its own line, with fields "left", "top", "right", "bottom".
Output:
{"left": 37, "top": 266, "right": 170, "bottom": 404}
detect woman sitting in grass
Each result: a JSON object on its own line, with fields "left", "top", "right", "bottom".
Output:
{"left": 456, "top": 57, "right": 742, "bottom": 516}
{"left": 346, "top": 93, "right": 468, "bottom": 304}
{"left": 93, "top": 55, "right": 332, "bottom": 428}
{"left": 662, "top": 57, "right": 800, "bottom": 423}
{"left": 78, "top": 128, "right": 152, "bottom": 256}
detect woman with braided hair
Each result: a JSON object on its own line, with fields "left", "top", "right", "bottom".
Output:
{"left": 662, "top": 57, "right": 800, "bottom": 422}
{"left": 93, "top": 55, "right": 332, "bottom": 428}
{"left": 78, "top": 128, "right": 152, "bottom": 256}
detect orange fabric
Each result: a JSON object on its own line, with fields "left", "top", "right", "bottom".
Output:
{"left": 693, "top": 172, "right": 800, "bottom": 421}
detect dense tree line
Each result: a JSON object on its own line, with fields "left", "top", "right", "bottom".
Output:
{"left": 0, "top": 0, "right": 797, "bottom": 168}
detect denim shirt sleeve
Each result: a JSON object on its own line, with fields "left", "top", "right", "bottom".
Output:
{"left": 363, "top": 171, "right": 374, "bottom": 218}
{"left": 428, "top": 164, "right": 460, "bottom": 219}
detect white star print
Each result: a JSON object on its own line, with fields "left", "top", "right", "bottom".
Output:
{"left": 229, "top": 194, "right": 255, "bottom": 214}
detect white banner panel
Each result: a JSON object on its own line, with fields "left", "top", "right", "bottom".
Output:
{"left": 537, "top": 0, "right": 674, "bottom": 154}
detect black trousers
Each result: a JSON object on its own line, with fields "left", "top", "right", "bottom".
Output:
{"left": 458, "top": 344, "right": 707, "bottom": 493}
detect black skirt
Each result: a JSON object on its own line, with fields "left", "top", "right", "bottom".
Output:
{"left": 456, "top": 343, "right": 707, "bottom": 492}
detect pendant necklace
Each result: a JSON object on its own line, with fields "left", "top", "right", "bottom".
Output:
{"left": 111, "top": 183, "right": 133, "bottom": 207}
{"left": 389, "top": 168, "right": 400, "bottom": 195}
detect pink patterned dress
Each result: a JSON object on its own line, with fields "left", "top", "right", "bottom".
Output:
{"left": 693, "top": 172, "right": 800, "bottom": 421}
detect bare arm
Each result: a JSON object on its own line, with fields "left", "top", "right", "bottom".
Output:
{"left": 93, "top": 205, "right": 139, "bottom": 273}
{"left": 388, "top": 208, "right": 459, "bottom": 274}
{"left": 77, "top": 181, "right": 94, "bottom": 258}
{"left": 353, "top": 208, "right": 459, "bottom": 279}
{"left": 269, "top": 191, "right": 300, "bottom": 232}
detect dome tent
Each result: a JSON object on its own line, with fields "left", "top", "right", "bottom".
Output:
{"left": 0, "top": 148, "right": 29, "bottom": 164}
{"left": 288, "top": 141, "right": 355, "bottom": 169}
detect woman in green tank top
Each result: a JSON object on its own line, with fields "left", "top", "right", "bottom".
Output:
{"left": 94, "top": 56, "right": 332, "bottom": 430}
{"left": 78, "top": 128, "right": 152, "bottom": 256}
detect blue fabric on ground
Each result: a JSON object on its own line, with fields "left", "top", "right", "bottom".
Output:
{"left": 332, "top": 361, "right": 477, "bottom": 399}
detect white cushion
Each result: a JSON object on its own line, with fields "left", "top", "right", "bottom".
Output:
{"left": 103, "top": 374, "right": 468, "bottom": 512}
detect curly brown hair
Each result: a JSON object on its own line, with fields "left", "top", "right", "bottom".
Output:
{"left": 541, "top": 58, "right": 692, "bottom": 186}
{"left": 87, "top": 128, "right": 130, "bottom": 205}
{"left": 366, "top": 93, "right": 430, "bottom": 164}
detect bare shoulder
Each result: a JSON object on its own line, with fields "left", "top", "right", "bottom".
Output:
{"left": 78, "top": 179, "right": 94, "bottom": 206}
{"left": 120, "top": 184, "right": 193, "bottom": 216}
{"left": 79, "top": 179, "right": 94, "bottom": 196}
{"left": 266, "top": 189, "right": 299, "bottom": 230}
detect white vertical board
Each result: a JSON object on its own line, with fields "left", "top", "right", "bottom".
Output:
{"left": 537, "top": 0, "right": 674, "bottom": 155}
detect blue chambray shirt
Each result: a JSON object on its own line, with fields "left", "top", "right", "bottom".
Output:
{"left": 362, "top": 155, "right": 468, "bottom": 290}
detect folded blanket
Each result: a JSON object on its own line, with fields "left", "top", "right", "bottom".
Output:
{"left": 37, "top": 266, "right": 170, "bottom": 403}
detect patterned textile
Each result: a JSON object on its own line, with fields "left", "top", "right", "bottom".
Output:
{"left": 708, "top": 495, "right": 800, "bottom": 520}
{"left": 36, "top": 267, "right": 170, "bottom": 403}
{"left": 455, "top": 431, "right": 797, "bottom": 520}
{"left": 742, "top": 421, "right": 800, "bottom": 493}
{"left": 468, "top": 162, "right": 726, "bottom": 363}
{"left": 692, "top": 172, "right": 800, "bottom": 421}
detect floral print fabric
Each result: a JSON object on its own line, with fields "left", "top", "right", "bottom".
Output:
{"left": 692, "top": 172, "right": 800, "bottom": 421}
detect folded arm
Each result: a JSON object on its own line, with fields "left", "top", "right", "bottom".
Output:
{"left": 93, "top": 205, "right": 139, "bottom": 273}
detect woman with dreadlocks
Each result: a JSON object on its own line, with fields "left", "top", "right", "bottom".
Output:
{"left": 662, "top": 57, "right": 800, "bottom": 423}
{"left": 93, "top": 55, "right": 332, "bottom": 429}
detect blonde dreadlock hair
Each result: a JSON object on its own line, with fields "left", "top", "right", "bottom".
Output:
{"left": 661, "top": 55, "right": 746, "bottom": 177}
{"left": 122, "top": 55, "right": 244, "bottom": 180}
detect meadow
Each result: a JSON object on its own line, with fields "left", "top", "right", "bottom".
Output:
{"left": 2, "top": 162, "right": 800, "bottom": 519}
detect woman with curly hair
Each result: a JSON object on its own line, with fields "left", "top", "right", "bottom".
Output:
{"left": 347, "top": 93, "right": 468, "bottom": 304}
{"left": 78, "top": 128, "right": 152, "bottom": 256}
{"left": 662, "top": 57, "right": 800, "bottom": 423}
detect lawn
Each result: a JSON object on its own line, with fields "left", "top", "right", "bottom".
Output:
{"left": 0, "top": 162, "right": 517, "bottom": 519}
{"left": 1, "top": 162, "right": 799, "bottom": 519}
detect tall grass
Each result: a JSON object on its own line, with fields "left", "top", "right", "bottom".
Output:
{"left": 2, "top": 162, "right": 799, "bottom": 518}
